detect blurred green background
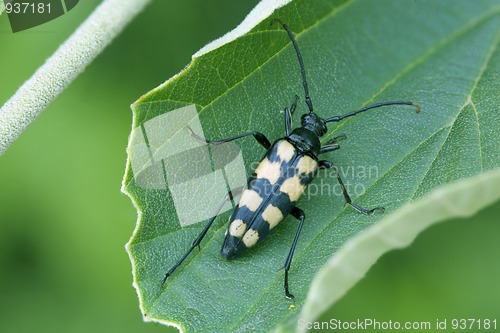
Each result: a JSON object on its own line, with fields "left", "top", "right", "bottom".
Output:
{"left": 1, "top": 1, "right": 499, "bottom": 333}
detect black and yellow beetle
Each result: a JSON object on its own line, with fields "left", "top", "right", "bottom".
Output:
{"left": 162, "top": 19, "right": 420, "bottom": 299}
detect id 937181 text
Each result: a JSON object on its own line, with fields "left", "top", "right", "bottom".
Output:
{"left": 3, "top": 1, "right": 51, "bottom": 14}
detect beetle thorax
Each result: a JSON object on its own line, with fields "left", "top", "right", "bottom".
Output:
{"left": 288, "top": 127, "right": 321, "bottom": 155}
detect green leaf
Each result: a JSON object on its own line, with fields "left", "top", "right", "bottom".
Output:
{"left": 123, "top": 0, "right": 500, "bottom": 331}
{"left": 285, "top": 169, "right": 500, "bottom": 333}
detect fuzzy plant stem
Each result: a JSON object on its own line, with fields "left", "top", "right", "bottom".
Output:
{"left": 0, "top": 0, "right": 152, "bottom": 156}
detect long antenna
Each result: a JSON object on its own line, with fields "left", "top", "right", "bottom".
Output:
{"left": 272, "top": 19, "right": 313, "bottom": 113}
{"left": 325, "top": 101, "right": 421, "bottom": 123}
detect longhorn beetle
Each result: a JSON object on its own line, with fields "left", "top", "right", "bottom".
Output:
{"left": 162, "top": 19, "right": 420, "bottom": 300}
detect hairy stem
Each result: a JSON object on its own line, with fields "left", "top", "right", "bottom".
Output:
{"left": 0, "top": 0, "right": 152, "bottom": 156}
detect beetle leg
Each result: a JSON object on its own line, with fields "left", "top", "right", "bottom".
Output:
{"left": 319, "top": 134, "right": 346, "bottom": 154}
{"left": 161, "top": 186, "right": 244, "bottom": 286}
{"left": 283, "top": 206, "right": 306, "bottom": 300}
{"left": 319, "top": 144, "right": 340, "bottom": 154}
{"left": 186, "top": 125, "right": 271, "bottom": 149}
{"left": 326, "top": 133, "right": 347, "bottom": 145}
{"left": 284, "top": 95, "right": 299, "bottom": 136}
{"left": 319, "top": 160, "right": 384, "bottom": 215}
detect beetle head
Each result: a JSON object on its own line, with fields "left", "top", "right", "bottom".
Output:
{"left": 301, "top": 112, "right": 327, "bottom": 137}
